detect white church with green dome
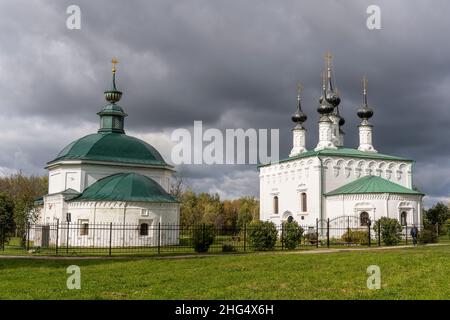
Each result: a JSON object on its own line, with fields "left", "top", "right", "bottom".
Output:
{"left": 259, "top": 55, "right": 424, "bottom": 230}
{"left": 35, "top": 60, "right": 180, "bottom": 247}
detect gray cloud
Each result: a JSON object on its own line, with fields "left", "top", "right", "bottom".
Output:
{"left": 0, "top": 0, "right": 449, "bottom": 207}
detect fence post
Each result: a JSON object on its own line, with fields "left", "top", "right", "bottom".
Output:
{"left": 368, "top": 220, "right": 371, "bottom": 247}
{"left": 55, "top": 221, "right": 59, "bottom": 255}
{"left": 326, "top": 218, "right": 330, "bottom": 248}
{"left": 66, "top": 222, "right": 70, "bottom": 254}
{"left": 109, "top": 223, "right": 113, "bottom": 256}
{"left": 157, "top": 222, "right": 161, "bottom": 255}
{"left": 281, "top": 223, "right": 284, "bottom": 250}
{"left": 243, "top": 224, "right": 246, "bottom": 252}
{"left": 26, "top": 223, "right": 30, "bottom": 251}
{"left": 316, "top": 218, "right": 319, "bottom": 248}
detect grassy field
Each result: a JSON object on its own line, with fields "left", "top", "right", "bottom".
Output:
{"left": 0, "top": 245, "right": 449, "bottom": 300}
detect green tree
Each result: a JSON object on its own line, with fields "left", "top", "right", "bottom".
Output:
{"left": 424, "top": 202, "right": 450, "bottom": 234}
{"left": 0, "top": 193, "right": 15, "bottom": 247}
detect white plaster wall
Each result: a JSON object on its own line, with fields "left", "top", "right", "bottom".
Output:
{"left": 260, "top": 154, "right": 415, "bottom": 227}
{"left": 47, "top": 162, "right": 174, "bottom": 194}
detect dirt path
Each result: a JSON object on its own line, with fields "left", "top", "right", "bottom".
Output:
{"left": 0, "top": 243, "right": 447, "bottom": 261}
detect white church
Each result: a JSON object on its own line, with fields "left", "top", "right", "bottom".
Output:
{"left": 34, "top": 60, "right": 180, "bottom": 247}
{"left": 259, "top": 55, "right": 424, "bottom": 230}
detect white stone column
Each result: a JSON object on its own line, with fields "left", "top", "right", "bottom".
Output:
{"left": 358, "top": 120, "right": 377, "bottom": 153}
{"left": 315, "top": 116, "right": 337, "bottom": 151}
{"left": 328, "top": 114, "right": 341, "bottom": 147}
{"left": 289, "top": 126, "right": 307, "bottom": 157}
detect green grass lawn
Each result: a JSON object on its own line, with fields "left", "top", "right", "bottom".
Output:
{"left": 0, "top": 245, "right": 448, "bottom": 300}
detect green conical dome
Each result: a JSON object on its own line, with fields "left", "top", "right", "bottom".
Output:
{"left": 71, "top": 173, "right": 178, "bottom": 202}
{"left": 49, "top": 133, "right": 168, "bottom": 166}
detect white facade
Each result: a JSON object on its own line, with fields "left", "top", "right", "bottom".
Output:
{"left": 260, "top": 155, "right": 422, "bottom": 228}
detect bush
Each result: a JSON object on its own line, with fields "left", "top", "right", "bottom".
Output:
{"left": 341, "top": 229, "right": 369, "bottom": 245}
{"left": 418, "top": 228, "right": 438, "bottom": 244}
{"left": 248, "top": 221, "right": 277, "bottom": 251}
{"left": 281, "top": 221, "right": 304, "bottom": 249}
{"left": 222, "top": 244, "right": 236, "bottom": 252}
{"left": 374, "top": 217, "right": 402, "bottom": 246}
{"left": 192, "top": 224, "right": 216, "bottom": 252}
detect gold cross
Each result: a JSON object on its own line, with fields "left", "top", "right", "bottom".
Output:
{"left": 111, "top": 57, "right": 119, "bottom": 73}
{"left": 297, "top": 83, "right": 303, "bottom": 95}
{"left": 325, "top": 51, "right": 333, "bottom": 67}
{"left": 363, "top": 76, "right": 368, "bottom": 91}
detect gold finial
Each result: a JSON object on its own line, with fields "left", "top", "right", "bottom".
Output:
{"left": 325, "top": 52, "right": 333, "bottom": 67}
{"left": 363, "top": 76, "right": 368, "bottom": 91}
{"left": 111, "top": 57, "right": 119, "bottom": 73}
{"left": 297, "top": 83, "right": 303, "bottom": 95}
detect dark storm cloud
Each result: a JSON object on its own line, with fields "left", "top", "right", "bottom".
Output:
{"left": 0, "top": 0, "right": 449, "bottom": 205}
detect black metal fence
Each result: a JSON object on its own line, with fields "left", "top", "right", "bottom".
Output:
{"left": 0, "top": 216, "right": 417, "bottom": 256}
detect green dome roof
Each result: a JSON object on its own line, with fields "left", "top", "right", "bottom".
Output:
{"left": 72, "top": 173, "right": 178, "bottom": 203}
{"left": 49, "top": 132, "right": 168, "bottom": 166}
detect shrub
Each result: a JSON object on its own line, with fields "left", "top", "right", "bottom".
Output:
{"left": 418, "top": 228, "right": 438, "bottom": 244}
{"left": 341, "top": 229, "right": 369, "bottom": 245}
{"left": 222, "top": 244, "right": 236, "bottom": 252}
{"left": 247, "top": 221, "right": 277, "bottom": 251}
{"left": 374, "top": 217, "right": 402, "bottom": 245}
{"left": 192, "top": 224, "right": 216, "bottom": 253}
{"left": 281, "top": 221, "right": 304, "bottom": 249}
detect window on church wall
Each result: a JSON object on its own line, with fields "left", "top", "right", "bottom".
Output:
{"left": 139, "top": 223, "right": 149, "bottom": 236}
{"left": 273, "top": 196, "right": 279, "bottom": 214}
{"left": 400, "top": 211, "right": 407, "bottom": 226}
{"left": 78, "top": 219, "right": 89, "bottom": 236}
{"left": 301, "top": 192, "right": 307, "bottom": 212}
{"left": 360, "top": 212, "right": 369, "bottom": 227}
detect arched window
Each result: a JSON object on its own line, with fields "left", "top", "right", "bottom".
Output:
{"left": 273, "top": 196, "right": 279, "bottom": 214}
{"left": 301, "top": 192, "right": 307, "bottom": 212}
{"left": 139, "top": 223, "right": 149, "bottom": 236}
{"left": 360, "top": 212, "right": 370, "bottom": 226}
{"left": 400, "top": 211, "right": 407, "bottom": 226}
{"left": 287, "top": 216, "right": 294, "bottom": 223}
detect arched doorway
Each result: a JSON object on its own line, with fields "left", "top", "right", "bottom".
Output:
{"left": 360, "top": 211, "right": 370, "bottom": 226}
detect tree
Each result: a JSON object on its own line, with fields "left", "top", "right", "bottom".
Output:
{"left": 0, "top": 193, "right": 15, "bottom": 247}
{"left": 0, "top": 171, "right": 48, "bottom": 243}
{"left": 424, "top": 202, "right": 450, "bottom": 234}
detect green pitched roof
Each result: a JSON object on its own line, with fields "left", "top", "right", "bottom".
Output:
{"left": 71, "top": 173, "right": 178, "bottom": 203}
{"left": 258, "top": 147, "right": 412, "bottom": 168}
{"left": 326, "top": 175, "right": 423, "bottom": 196}
{"left": 49, "top": 132, "right": 168, "bottom": 167}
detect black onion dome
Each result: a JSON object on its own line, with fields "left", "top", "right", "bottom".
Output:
{"left": 339, "top": 116, "right": 345, "bottom": 126}
{"left": 292, "top": 92, "right": 307, "bottom": 123}
{"left": 358, "top": 77, "right": 374, "bottom": 120}
{"left": 325, "top": 90, "right": 341, "bottom": 107}
{"left": 357, "top": 105, "right": 373, "bottom": 119}
{"left": 317, "top": 98, "right": 334, "bottom": 115}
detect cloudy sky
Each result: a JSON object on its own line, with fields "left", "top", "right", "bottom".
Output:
{"left": 0, "top": 0, "right": 449, "bottom": 207}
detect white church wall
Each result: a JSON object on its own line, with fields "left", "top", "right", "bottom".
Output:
{"left": 325, "top": 194, "right": 422, "bottom": 226}
{"left": 34, "top": 201, "right": 181, "bottom": 248}
{"left": 260, "top": 155, "right": 415, "bottom": 227}
{"left": 47, "top": 162, "right": 174, "bottom": 195}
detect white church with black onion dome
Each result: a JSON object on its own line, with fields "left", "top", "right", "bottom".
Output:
{"left": 259, "top": 54, "right": 424, "bottom": 230}
{"left": 35, "top": 59, "right": 180, "bottom": 247}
